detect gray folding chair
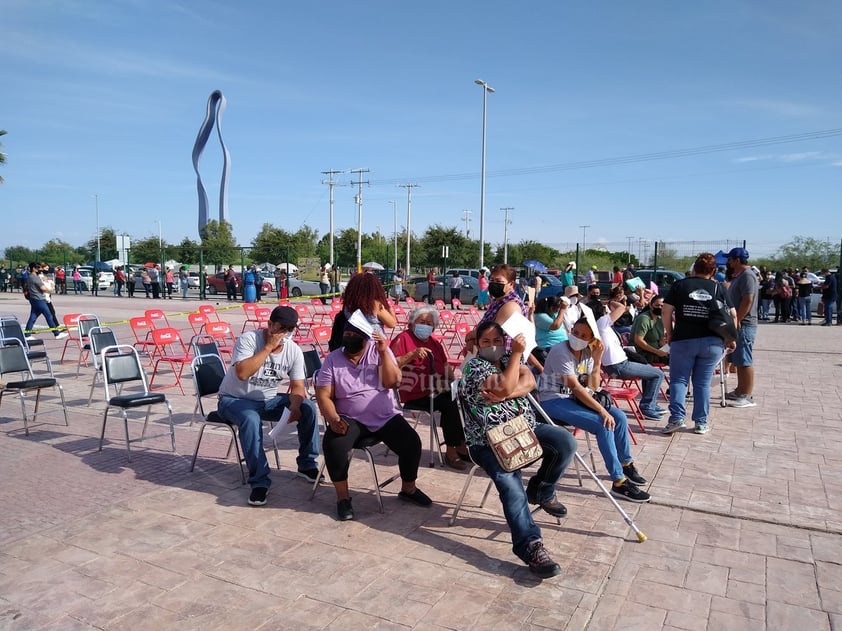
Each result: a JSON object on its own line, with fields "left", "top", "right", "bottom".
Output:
{"left": 86, "top": 326, "right": 119, "bottom": 406}
{"left": 0, "top": 339, "right": 68, "bottom": 435}
{"left": 0, "top": 317, "right": 54, "bottom": 377}
{"left": 97, "top": 344, "right": 175, "bottom": 460}
{"left": 75, "top": 314, "right": 101, "bottom": 374}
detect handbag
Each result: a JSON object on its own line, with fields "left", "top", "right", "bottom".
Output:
{"left": 707, "top": 283, "right": 738, "bottom": 343}
{"left": 485, "top": 414, "right": 543, "bottom": 472}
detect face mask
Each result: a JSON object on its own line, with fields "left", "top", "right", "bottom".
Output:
{"left": 488, "top": 281, "right": 507, "bottom": 298}
{"left": 342, "top": 335, "right": 366, "bottom": 355}
{"left": 651, "top": 307, "right": 662, "bottom": 316}
{"left": 478, "top": 345, "right": 505, "bottom": 362}
{"left": 568, "top": 296, "right": 579, "bottom": 305}
{"left": 568, "top": 335, "right": 589, "bottom": 351}
{"left": 413, "top": 323, "right": 434, "bottom": 340}
{"left": 589, "top": 294, "right": 600, "bottom": 301}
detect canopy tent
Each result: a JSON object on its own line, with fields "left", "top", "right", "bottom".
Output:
{"left": 522, "top": 259, "right": 547, "bottom": 273}
{"left": 714, "top": 251, "right": 729, "bottom": 266}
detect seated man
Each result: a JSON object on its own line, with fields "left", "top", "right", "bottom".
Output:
{"left": 390, "top": 305, "right": 468, "bottom": 469}
{"left": 315, "top": 316, "right": 430, "bottom": 521}
{"left": 459, "top": 321, "right": 576, "bottom": 579}
{"left": 631, "top": 295, "right": 669, "bottom": 364}
{"left": 539, "top": 316, "right": 651, "bottom": 504}
{"left": 217, "top": 306, "right": 321, "bottom": 506}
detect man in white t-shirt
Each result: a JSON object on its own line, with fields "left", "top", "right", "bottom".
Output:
{"left": 218, "top": 306, "right": 321, "bottom": 506}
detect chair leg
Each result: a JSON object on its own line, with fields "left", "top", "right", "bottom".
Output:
{"left": 165, "top": 401, "right": 176, "bottom": 452}
{"left": 122, "top": 410, "right": 132, "bottom": 461}
{"left": 309, "top": 460, "right": 329, "bottom": 500}
{"left": 56, "top": 383, "right": 69, "bottom": 427}
{"left": 360, "top": 447, "right": 384, "bottom": 513}
{"left": 99, "top": 408, "right": 110, "bottom": 451}
{"left": 449, "top": 464, "right": 481, "bottom": 526}
{"left": 18, "top": 391, "right": 29, "bottom": 436}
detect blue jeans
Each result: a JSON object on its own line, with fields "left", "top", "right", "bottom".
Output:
{"left": 668, "top": 336, "right": 723, "bottom": 426}
{"left": 217, "top": 395, "right": 320, "bottom": 488}
{"left": 604, "top": 359, "right": 664, "bottom": 415}
{"left": 540, "top": 396, "right": 631, "bottom": 481}
{"left": 797, "top": 296, "right": 811, "bottom": 323}
{"left": 469, "top": 422, "right": 576, "bottom": 563}
{"left": 25, "top": 299, "right": 60, "bottom": 336}
{"left": 825, "top": 300, "right": 836, "bottom": 325}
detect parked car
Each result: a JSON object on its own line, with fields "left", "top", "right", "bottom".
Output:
{"left": 534, "top": 273, "right": 566, "bottom": 301}
{"left": 206, "top": 272, "right": 271, "bottom": 296}
{"left": 188, "top": 272, "right": 200, "bottom": 288}
{"left": 444, "top": 268, "right": 481, "bottom": 279}
{"left": 413, "top": 275, "right": 479, "bottom": 305}
{"left": 630, "top": 269, "right": 685, "bottom": 299}
{"left": 76, "top": 266, "right": 111, "bottom": 291}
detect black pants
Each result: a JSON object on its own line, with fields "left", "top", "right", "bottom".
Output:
{"left": 227, "top": 283, "right": 237, "bottom": 301}
{"left": 403, "top": 392, "right": 464, "bottom": 447}
{"left": 322, "top": 414, "right": 421, "bottom": 483}
{"left": 151, "top": 282, "right": 161, "bottom": 299}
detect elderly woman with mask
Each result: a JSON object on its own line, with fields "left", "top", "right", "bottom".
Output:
{"left": 315, "top": 316, "right": 430, "bottom": 521}
{"left": 390, "top": 305, "right": 468, "bottom": 469}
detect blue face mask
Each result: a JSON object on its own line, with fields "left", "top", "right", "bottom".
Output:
{"left": 414, "top": 323, "right": 434, "bottom": 340}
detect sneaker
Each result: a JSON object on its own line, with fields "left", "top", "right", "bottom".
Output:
{"left": 337, "top": 498, "right": 354, "bottom": 521}
{"left": 661, "top": 419, "right": 686, "bottom": 434}
{"left": 642, "top": 409, "right": 664, "bottom": 421}
{"left": 727, "top": 395, "right": 756, "bottom": 408}
{"left": 611, "top": 479, "right": 651, "bottom": 503}
{"left": 526, "top": 540, "right": 562, "bottom": 578}
{"left": 248, "top": 486, "right": 268, "bottom": 506}
{"left": 694, "top": 423, "right": 711, "bottom": 434}
{"left": 24, "top": 335, "right": 35, "bottom": 341}
{"left": 398, "top": 488, "right": 433, "bottom": 507}
{"left": 55, "top": 331, "right": 69, "bottom": 340}
{"left": 725, "top": 389, "right": 740, "bottom": 401}
{"left": 296, "top": 469, "right": 325, "bottom": 484}
{"left": 654, "top": 406, "right": 668, "bottom": 414}
{"left": 622, "top": 463, "right": 647, "bottom": 485}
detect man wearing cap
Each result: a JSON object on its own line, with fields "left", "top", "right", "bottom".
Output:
{"left": 217, "top": 306, "right": 321, "bottom": 506}
{"left": 585, "top": 265, "right": 598, "bottom": 287}
{"left": 315, "top": 313, "right": 429, "bottom": 521}
{"left": 725, "top": 247, "right": 759, "bottom": 408}
{"left": 561, "top": 285, "right": 595, "bottom": 335}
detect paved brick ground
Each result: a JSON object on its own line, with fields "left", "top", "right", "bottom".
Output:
{"left": 1, "top": 292, "right": 841, "bottom": 630}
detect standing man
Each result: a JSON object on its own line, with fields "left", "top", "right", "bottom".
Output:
{"left": 585, "top": 265, "right": 598, "bottom": 287}
{"left": 448, "top": 270, "right": 463, "bottom": 308}
{"left": 225, "top": 264, "right": 238, "bottom": 301}
{"left": 217, "top": 306, "right": 322, "bottom": 506}
{"left": 392, "top": 267, "right": 404, "bottom": 303}
{"left": 725, "top": 247, "right": 758, "bottom": 408}
{"left": 820, "top": 268, "right": 838, "bottom": 326}
{"left": 319, "top": 264, "right": 332, "bottom": 304}
{"left": 24, "top": 262, "right": 69, "bottom": 340}
{"left": 426, "top": 268, "right": 438, "bottom": 304}
{"left": 148, "top": 264, "right": 161, "bottom": 299}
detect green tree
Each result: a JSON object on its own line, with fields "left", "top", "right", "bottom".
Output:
{"left": 175, "top": 237, "right": 201, "bottom": 265}
{"left": 4, "top": 245, "right": 35, "bottom": 265}
{"left": 250, "top": 224, "right": 293, "bottom": 264}
{"left": 0, "top": 130, "right": 6, "bottom": 184}
{"left": 38, "top": 239, "right": 76, "bottom": 267}
{"left": 200, "top": 219, "right": 238, "bottom": 268}
{"left": 128, "top": 236, "right": 166, "bottom": 266}
{"left": 84, "top": 226, "right": 118, "bottom": 261}
{"left": 773, "top": 236, "right": 836, "bottom": 271}
{"left": 417, "top": 224, "right": 475, "bottom": 269}
{"left": 499, "top": 240, "right": 563, "bottom": 269}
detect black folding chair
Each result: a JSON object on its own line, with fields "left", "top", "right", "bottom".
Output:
{"left": 0, "top": 339, "right": 68, "bottom": 435}
{"left": 0, "top": 317, "right": 54, "bottom": 377}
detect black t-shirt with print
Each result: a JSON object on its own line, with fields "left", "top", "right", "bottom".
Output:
{"left": 664, "top": 277, "right": 732, "bottom": 342}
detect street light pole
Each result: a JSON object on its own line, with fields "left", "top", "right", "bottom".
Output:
{"left": 92, "top": 194, "right": 101, "bottom": 296}
{"left": 475, "top": 79, "right": 494, "bottom": 269}
{"left": 579, "top": 225, "right": 590, "bottom": 253}
{"left": 400, "top": 183, "right": 417, "bottom": 275}
{"left": 390, "top": 200, "right": 398, "bottom": 272}
{"left": 626, "top": 235, "right": 634, "bottom": 264}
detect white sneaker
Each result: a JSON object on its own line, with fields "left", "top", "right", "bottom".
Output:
{"left": 727, "top": 395, "right": 756, "bottom": 408}
{"left": 55, "top": 331, "right": 69, "bottom": 340}
{"left": 25, "top": 335, "right": 35, "bottom": 341}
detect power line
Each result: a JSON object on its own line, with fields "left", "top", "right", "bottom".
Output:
{"left": 369, "top": 128, "right": 842, "bottom": 187}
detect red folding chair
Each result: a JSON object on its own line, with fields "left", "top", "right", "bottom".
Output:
{"left": 129, "top": 316, "right": 157, "bottom": 364}
{"left": 145, "top": 309, "right": 171, "bottom": 329}
{"left": 59, "top": 313, "right": 82, "bottom": 363}
{"left": 310, "top": 325, "right": 332, "bottom": 358}
{"left": 241, "top": 303, "right": 261, "bottom": 332}
{"left": 149, "top": 327, "right": 193, "bottom": 394}
{"left": 450, "top": 298, "right": 463, "bottom": 310}
{"left": 434, "top": 299, "right": 446, "bottom": 311}
{"left": 187, "top": 312, "right": 208, "bottom": 336}
{"left": 203, "top": 320, "right": 236, "bottom": 358}
{"left": 197, "top": 304, "right": 221, "bottom": 322}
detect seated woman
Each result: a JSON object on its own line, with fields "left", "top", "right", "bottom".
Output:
{"left": 390, "top": 305, "right": 468, "bottom": 470}
{"left": 538, "top": 316, "right": 651, "bottom": 503}
{"left": 532, "top": 295, "right": 568, "bottom": 364}
{"left": 315, "top": 318, "right": 430, "bottom": 521}
{"left": 458, "top": 321, "right": 576, "bottom": 579}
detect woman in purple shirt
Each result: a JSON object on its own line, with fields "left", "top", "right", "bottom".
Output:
{"left": 315, "top": 319, "right": 431, "bottom": 521}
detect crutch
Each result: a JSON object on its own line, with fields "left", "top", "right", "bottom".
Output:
{"left": 526, "top": 393, "right": 647, "bottom": 543}
{"left": 717, "top": 347, "right": 730, "bottom": 408}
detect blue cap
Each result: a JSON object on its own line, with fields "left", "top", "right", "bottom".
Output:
{"left": 727, "top": 247, "right": 749, "bottom": 260}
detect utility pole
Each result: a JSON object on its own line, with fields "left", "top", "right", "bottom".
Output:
{"left": 400, "top": 183, "right": 418, "bottom": 275}
{"left": 626, "top": 235, "right": 634, "bottom": 264}
{"left": 390, "top": 200, "right": 398, "bottom": 272}
{"left": 462, "top": 209, "right": 472, "bottom": 238}
{"left": 500, "top": 207, "right": 514, "bottom": 264}
{"left": 579, "top": 225, "right": 590, "bottom": 253}
{"left": 349, "top": 169, "right": 369, "bottom": 274}
{"left": 321, "top": 169, "right": 345, "bottom": 267}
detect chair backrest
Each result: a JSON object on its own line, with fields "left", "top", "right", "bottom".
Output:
{"left": 255, "top": 307, "right": 272, "bottom": 325}
{"left": 278, "top": 299, "right": 291, "bottom": 307}
{"left": 242, "top": 303, "right": 258, "bottom": 317}
{"left": 330, "top": 297, "right": 343, "bottom": 309}
{"left": 295, "top": 304, "right": 310, "bottom": 319}
{"left": 300, "top": 344, "right": 322, "bottom": 380}
{"left": 310, "top": 298, "right": 323, "bottom": 308}
{"left": 101, "top": 345, "right": 148, "bottom": 396}
{"left": 151, "top": 327, "right": 187, "bottom": 356}
{"left": 451, "top": 298, "right": 463, "bottom": 310}
{"left": 77, "top": 314, "right": 101, "bottom": 341}
{"left": 144, "top": 309, "right": 169, "bottom": 328}
{"left": 62, "top": 313, "right": 82, "bottom": 335}
{"left": 205, "top": 320, "right": 236, "bottom": 346}
{"left": 404, "top": 296, "right": 416, "bottom": 306}
{"left": 89, "top": 326, "right": 119, "bottom": 370}
{"left": 197, "top": 304, "right": 220, "bottom": 321}
{"left": 187, "top": 312, "right": 208, "bottom": 335}
{"left": 434, "top": 299, "right": 446, "bottom": 310}
{"left": 190, "top": 333, "right": 222, "bottom": 359}
{"left": 191, "top": 353, "right": 226, "bottom": 415}
{"left": 0, "top": 318, "right": 29, "bottom": 349}
{"left": 129, "top": 316, "right": 154, "bottom": 342}
{"left": 0, "top": 340, "right": 34, "bottom": 377}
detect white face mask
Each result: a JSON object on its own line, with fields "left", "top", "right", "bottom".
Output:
{"left": 568, "top": 335, "right": 589, "bottom": 351}
{"left": 568, "top": 296, "right": 579, "bottom": 305}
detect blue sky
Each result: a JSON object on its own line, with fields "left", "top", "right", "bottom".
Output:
{"left": 3, "top": 0, "right": 841, "bottom": 260}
